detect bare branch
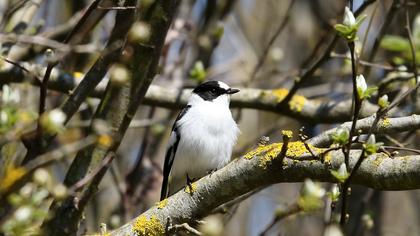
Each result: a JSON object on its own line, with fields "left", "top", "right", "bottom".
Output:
{"left": 308, "top": 114, "right": 420, "bottom": 147}
{"left": 1, "top": 63, "right": 380, "bottom": 124}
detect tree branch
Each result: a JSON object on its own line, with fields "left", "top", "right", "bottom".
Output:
{"left": 1, "top": 63, "right": 380, "bottom": 124}
{"left": 308, "top": 114, "right": 420, "bottom": 147}
{"left": 109, "top": 144, "right": 420, "bottom": 236}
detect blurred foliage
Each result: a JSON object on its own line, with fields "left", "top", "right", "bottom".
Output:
{"left": 380, "top": 14, "right": 420, "bottom": 64}
{"left": 0, "top": 1, "right": 419, "bottom": 236}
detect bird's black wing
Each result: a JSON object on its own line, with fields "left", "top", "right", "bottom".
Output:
{"left": 160, "top": 105, "right": 191, "bottom": 200}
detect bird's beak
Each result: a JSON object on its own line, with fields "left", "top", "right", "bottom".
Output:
{"left": 226, "top": 88, "right": 240, "bottom": 94}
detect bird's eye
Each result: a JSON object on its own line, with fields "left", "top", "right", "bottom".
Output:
{"left": 211, "top": 88, "right": 216, "bottom": 93}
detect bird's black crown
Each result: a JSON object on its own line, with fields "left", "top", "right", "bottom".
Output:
{"left": 192, "top": 81, "right": 239, "bottom": 101}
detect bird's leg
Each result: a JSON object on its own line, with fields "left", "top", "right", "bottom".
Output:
{"left": 185, "top": 173, "right": 197, "bottom": 194}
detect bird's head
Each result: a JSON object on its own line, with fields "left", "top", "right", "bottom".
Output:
{"left": 190, "top": 81, "right": 239, "bottom": 105}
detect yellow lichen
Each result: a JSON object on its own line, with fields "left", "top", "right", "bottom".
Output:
{"left": 73, "top": 71, "right": 84, "bottom": 79}
{"left": 132, "top": 215, "right": 164, "bottom": 236}
{"left": 271, "top": 89, "right": 307, "bottom": 112}
{"left": 286, "top": 142, "right": 318, "bottom": 157}
{"left": 324, "top": 152, "right": 332, "bottom": 165}
{"left": 244, "top": 142, "right": 321, "bottom": 169}
{"left": 97, "top": 135, "right": 113, "bottom": 147}
{"left": 281, "top": 130, "right": 293, "bottom": 139}
{"left": 372, "top": 153, "right": 388, "bottom": 167}
{"left": 155, "top": 199, "right": 168, "bottom": 209}
{"left": 243, "top": 144, "right": 274, "bottom": 160}
{"left": 0, "top": 165, "right": 26, "bottom": 192}
{"left": 184, "top": 182, "right": 197, "bottom": 194}
{"left": 381, "top": 117, "right": 391, "bottom": 128}
{"left": 259, "top": 146, "right": 281, "bottom": 168}
{"left": 289, "top": 95, "right": 306, "bottom": 112}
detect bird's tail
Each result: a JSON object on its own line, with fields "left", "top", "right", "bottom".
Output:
{"left": 160, "top": 176, "right": 169, "bottom": 201}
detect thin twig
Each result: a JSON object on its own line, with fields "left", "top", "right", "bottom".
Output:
{"left": 278, "top": 132, "right": 291, "bottom": 165}
{"left": 360, "top": 1, "right": 379, "bottom": 58}
{"left": 71, "top": 153, "right": 115, "bottom": 191}
{"left": 404, "top": 2, "right": 419, "bottom": 108}
{"left": 0, "top": 136, "right": 97, "bottom": 205}
{"left": 22, "top": 0, "right": 105, "bottom": 164}
{"left": 168, "top": 223, "right": 202, "bottom": 236}
{"left": 280, "top": 0, "right": 376, "bottom": 107}
{"left": 0, "top": 34, "right": 100, "bottom": 53}
{"left": 0, "top": 0, "right": 31, "bottom": 31}
{"left": 331, "top": 53, "right": 395, "bottom": 71}
{"left": 298, "top": 127, "right": 317, "bottom": 158}
{"left": 248, "top": 0, "right": 295, "bottom": 83}
{"left": 97, "top": 5, "right": 137, "bottom": 10}
{"left": 366, "top": 0, "right": 398, "bottom": 65}
{"left": 383, "top": 135, "right": 406, "bottom": 148}
{"left": 259, "top": 203, "right": 301, "bottom": 236}
{"left": 1, "top": 57, "right": 41, "bottom": 85}
{"left": 212, "top": 187, "right": 264, "bottom": 214}
{"left": 382, "top": 146, "right": 420, "bottom": 155}
{"left": 340, "top": 5, "right": 363, "bottom": 224}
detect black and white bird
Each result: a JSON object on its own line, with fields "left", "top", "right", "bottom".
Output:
{"left": 160, "top": 81, "right": 240, "bottom": 200}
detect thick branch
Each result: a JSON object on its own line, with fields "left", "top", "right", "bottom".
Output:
{"left": 308, "top": 114, "right": 420, "bottom": 147}
{"left": 110, "top": 145, "right": 420, "bottom": 236}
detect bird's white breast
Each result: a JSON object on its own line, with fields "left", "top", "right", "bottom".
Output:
{"left": 169, "top": 98, "right": 239, "bottom": 194}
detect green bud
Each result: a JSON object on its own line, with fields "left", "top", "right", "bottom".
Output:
{"left": 363, "top": 135, "right": 383, "bottom": 155}
{"left": 298, "top": 179, "right": 326, "bottom": 211}
{"left": 33, "top": 168, "right": 51, "bottom": 186}
{"left": 330, "top": 163, "right": 349, "bottom": 183}
{"left": 330, "top": 127, "right": 349, "bottom": 145}
{"left": 328, "top": 184, "right": 340, "bottom": 202}
{"left": 334, "top": 7, "right": 366, "bottom": 42}
{"left": 199, "top": 215, "right": 223, "bottom": 236}
{"left": 40, "top": 109, "right": 66, "bottom": 134}
{"left": 378, "top": 94, "right": 389, "bottom": 109}
{"left": 129, "top": 21, "right": 151, "bottom": 43}
{"left": 189, "top": 61, "right": 207, "bottom": 82}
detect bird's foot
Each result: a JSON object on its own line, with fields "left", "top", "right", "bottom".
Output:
{"left": 185, "top": 174, "right": 197, "bottom": 195}
{"left": 207, "top": 168, "right": 217, "bottom": 177}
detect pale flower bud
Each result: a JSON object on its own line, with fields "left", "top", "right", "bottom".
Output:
{"left": 41, "top": 109, "right": 66, "bottom": 133}
{"left": 338, "top": 163, "right": 348, "bottom": 177}
{"left": 33, "top": 168, "right": 51, "bottom": 186}
{"left": 330, "top": 184, "right": 340, "bottom": 201}
{"left": 52, "top": 183, "right": 68, "bottom": 200}
{"left": 129, "top": 21, "right": 151, "bottom": 42}
{"left": 49, "top": 109, "right": 66, "bottom": 125}
{"left": 356, "top": 74, "right": 367, "bottom": 96}
{"left": 367, "top": 134, "right": 376, "bottom": 145}
{"left": 2, "top": 85, "right": 20, "bottom": 104}
{"left": 0, "top": 111, "right": 8, "bottom": 123}
{"left": 302, "top": 179, "right": 325, "bottom": 198}
{"left": 14, "top": 206, "right": 32, "bottom": 222}
{"left": 110, "top": 64, "right": 131, "bottom": 85}
{"left": 199, "top": 215, "right": 223, "bottom": 236}
{"left": 378, "top": 94, "right": 389, "bottom": 108}
{"left": 269, "top": 47, "right": 284, "bottom": 62}
{"left": 299, "top": 179, "right": 326, "bottom": 211}
{"left": 336, "top": 127, "right": 349, "bottom": 138}
{"left": 343, "top": 7, "right": 356, "bottom": 27}
{"left": 362, "top": 214, "right": 374, "bottom": 229}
